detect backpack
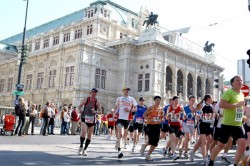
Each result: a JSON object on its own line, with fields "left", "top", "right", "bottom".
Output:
{"left": 15, "top": 105, "right": 22, "bottom": 116}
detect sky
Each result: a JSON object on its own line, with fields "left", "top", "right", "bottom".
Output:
{"left": 0, "top": 0, "right": 250, "bottom": 81}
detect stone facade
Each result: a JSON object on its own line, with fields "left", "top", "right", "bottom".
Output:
{"left": 0, "top": 1, "right": 224, "bottom": 112}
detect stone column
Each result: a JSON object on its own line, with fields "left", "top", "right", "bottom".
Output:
{"left": 59, "top": 32, "right": 64, "bottom": 44}
{"left": 49, "top": 35, "right": 53, "bottom": 46}
{"left": 183, "top": 77, "right": 188, "bottom": 101}
{"left": 70, "top": 28, "right": 75, "bottom": 41}
{"left": 173, "top": 74, "right": 177, "bottom": 96}
{"left": 202, "top": 78, "right": 206, "bottom": 97}
{"left": 40, "top": 38, "right": 44, "bottom": 49}
{"left": 194, "top": 76, "right": 198, "bottom": 99}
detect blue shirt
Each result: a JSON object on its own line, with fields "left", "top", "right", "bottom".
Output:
{"left": 184, "top": 105, "right": 195, "bottom": 123}
{"left": 134, "top": 105, "right": 147, "bottom": 122}
{"left": 162, "top": 104, "right": 169, "bottom": 125}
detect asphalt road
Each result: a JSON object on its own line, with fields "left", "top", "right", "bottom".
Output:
{"left": 0, "top": 127, "right": 236, "bottom": 166}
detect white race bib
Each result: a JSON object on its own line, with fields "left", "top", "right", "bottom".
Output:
{"left": 186, "top": 120, "right": 195, "bottom": 127}
{"left": 136, "top": 117, "right": 143, "bottom": 124}
{"left": 152, "top": 116, "right": 160, "bottom": 122}
{"left": 108, "top": 118, "right": 113, "bottom": 122}
{"left": 85, "top": 115, "right": 94, "bottom": 123}
{"left": 202, "top": 113, "right": 214, "bottom": 123}
{"left": 235, "top": 108, "right": 243, "bottom": 122}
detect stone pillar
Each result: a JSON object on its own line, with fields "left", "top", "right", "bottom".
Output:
{"left": 202, "top": 78, "right": 206, "bottom": 97}
{"left": 194, "top": 77, "right": 198, "bottom": 99}
{"left": 31, "top": 41, "right": 35, "bottom": 52}
{"left": 59, "top": 32, "right": 64, "bottom": 44}
{"left": 183, "top": 77, "right": 188, "bottom": 101}
{"left": 173, "top": 74, "right": 177, "bottom": 96}
{"left": 40, "top": 38, "right": 44, "bottom": 49}
{"left": 49, "top": 36, "right": 53, "bottom": 46}
{"left": 70, "top": 28, "right": 75, "bottom": 41}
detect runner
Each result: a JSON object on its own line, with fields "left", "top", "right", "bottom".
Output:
{"left": 107, "top": 109, "right": 115, "bottom": 140}
{"left": 132, "top": 97, "right": 147, "bottom": 153}
{"left": 243, "top": 102, "right": 250, "bottom": 164}
{"left": 77, "top": 88, "right": 102, "bottom": 156}
{"left": 114, "top": 86, "right": 137, "bottom": 159}
{"left": 209, "top": 101, "right": 232, "bottom": 164}
{"left": 180, "top": 95, "right": 196, "bottom": 158}
{"left": 161, "top": 98, "right": 172, "bottom": 157}
{"left": 190, "top": 94, "right": 214, "bottom": 164}
{"left": 167, "top": 96, "right": 185, "bottom": 161}
{"left": 208, "top": 75, "right": 246, "bottom": 166}
{"left": 140, "top": 96, "right": 164, "bottom": 161}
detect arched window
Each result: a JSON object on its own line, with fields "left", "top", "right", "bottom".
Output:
{"left": 177, "top": 70, "right": 183, "bottom": 96}
{"left": 187, "top": 73, "right": 193, "bottom": 96}
{"left": 166, "top": 66, "right": 173, "bottom": 93}
{"left": 197, "top": 76, "right": 202, "bottom": 98}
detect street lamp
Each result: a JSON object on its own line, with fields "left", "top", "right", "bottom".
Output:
{"left": 15, "top": 0, "right": 29, "bottom": 105}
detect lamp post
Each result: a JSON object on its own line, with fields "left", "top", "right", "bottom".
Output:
{"left": 15, "top": 0, "right": 29, "bottom": 105}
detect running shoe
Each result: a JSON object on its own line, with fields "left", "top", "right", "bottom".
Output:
{"left": 183, "top": 152, "right": 188, "bottom": 158}
{"left": 173, "top": 154, "right": 180, "bottom": 161}
{"left": 83, "top": 150, "right": 87, "bottom": 156}
{"left": 132, "top": 145, "right": 136, "bottom": 152}
{"left": 189, "top": 150, "right": 194, "bottom": 162}
{"left": 78, "top": 147, "right": 83, "bottom": 155}
{"left": 140, "top": 144, "right": 146, "bottom": 155}
{"left": 162, "top": 147, "right": 167, "bottom": 157}
{"left": 201, "top": 158, "right": 209, "bottom": 165}
{"left": 179, "top": 149, "right": 183, "bottom": 157}
{"left": 118, "top": 152, "right": 123, "bottom": 159}
{"left": 221, "top": 156, "right": 232, "bottom": 164}
{"left": 124, "top": 144, "right": 127, "bottom": 149}
{"left": 145, "top": 154, "right": 154, "bottom": 161}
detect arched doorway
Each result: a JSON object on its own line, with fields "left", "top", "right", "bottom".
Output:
{"left": 205, "top": 78, "right": 211, "bottom": 95}
{"left": 197, "top": 76, "right": 202, "bottom": 98}
{"left": 187, "top": 73, "right": 193, "bottom": 97}
{"left": 177, "top": 70, "right": 183, "bottom": 96}
{"left": 166, "top": 66, "right": 173, "bottom": 93}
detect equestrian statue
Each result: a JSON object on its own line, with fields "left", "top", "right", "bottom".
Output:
{"left": 143, "top": 12, "right": 159, "bottom": 29}
{"left": 203, "top": 41, "right": 215, "bottom": 54}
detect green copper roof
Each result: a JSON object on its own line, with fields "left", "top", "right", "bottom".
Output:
{"left": 1, "top": 9, "right": 85, "bottom": 44}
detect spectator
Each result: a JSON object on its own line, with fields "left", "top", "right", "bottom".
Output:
{"left": 71, "top": 106, "right": 79, "bottom": 135}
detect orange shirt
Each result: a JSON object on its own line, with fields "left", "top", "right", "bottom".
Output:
{"left": 147, "top": 105, "right": 164, "bottom": 125}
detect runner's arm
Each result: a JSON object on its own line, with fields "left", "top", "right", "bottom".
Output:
{"left": 78, "top": 98, "right": 87, "bottom": 114}
{"left": 143, "top": 106, "right": 152, "bottom": 121}
{"left": 166, "top": 106, "right": 171, "bottom": 121}
{"left": 219, "top": 99, "right": 245, "bottom": 109}
{"left": 180, "top": 107, "right": 186, "bottom": 120}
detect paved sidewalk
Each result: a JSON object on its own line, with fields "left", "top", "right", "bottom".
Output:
{"left": 0, "top": 127, "right": 237, "bottom": 166}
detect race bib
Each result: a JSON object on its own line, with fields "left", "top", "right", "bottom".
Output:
{"left": 108, "top": 118, "right": 113, "bottom": 122}
{"left": 152, "top": 116, "right": 160, "bottom": 122}
{"left": 235, "top": 108, "right": 243, "bottom": 122}
{"left": 202, "top": 113, "right": 214, "bottom": 123}
{"left": 136, "top": 117, "right": 143, "bottom": 124}
{"left": 186, "top": 120, "right": 194, "bottom": 127}
{"left": 85, "top": 115, "right": 94, "bottom": 123}
{"left": 171, "top": 113, "right": 180, "bottom": 122}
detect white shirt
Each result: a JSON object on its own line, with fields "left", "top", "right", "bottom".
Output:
{"left": 115, "top": 96, "right": 137, "bottom": 120}
{"left": 63, "top": 112, "right": 70, "bottom": 122}
{"left": 214, "top": 102, "right": 223, "bottom": 128}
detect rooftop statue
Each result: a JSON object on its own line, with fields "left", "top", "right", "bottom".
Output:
{"left": 203, "top": 41, "right": 215, "bottom": 54}
{"left": 143, "top": 12, "right": 159, "bottom": 29}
